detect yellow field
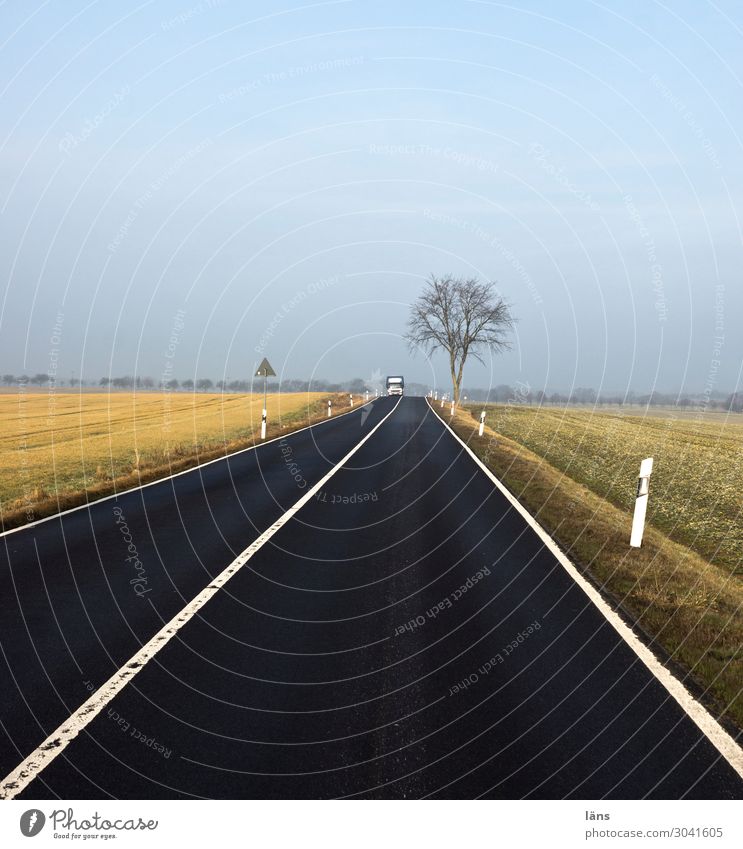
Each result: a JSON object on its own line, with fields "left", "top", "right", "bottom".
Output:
{"left": 473, "top": 404, "right": 743, "bottom": 575}
{"left": 0, "top": 391, "right": 341, "bottom": 522}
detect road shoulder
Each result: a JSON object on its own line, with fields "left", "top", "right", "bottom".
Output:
{"left": 427, "top": 399, "right": 743, "bottom": 773}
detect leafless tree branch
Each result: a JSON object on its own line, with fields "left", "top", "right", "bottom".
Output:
{"left": 405, "top": 274, "right": 515, "bottom": 403}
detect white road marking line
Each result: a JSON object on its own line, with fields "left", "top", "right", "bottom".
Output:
{"left": 430, "top": 400, "right": 743, "bottom": 780}
{"left": 0, "top": 397, "right": 401, "bottom": 799}
{"left": 0, "top": 398, "right": 374, "bottom": 539}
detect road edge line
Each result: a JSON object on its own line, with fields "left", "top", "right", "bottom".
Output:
{"left": 428, "top": 399, "right": 743, "bottom": 780}
{"left": 0, "top": 397, "right": 400, "bottom": 799}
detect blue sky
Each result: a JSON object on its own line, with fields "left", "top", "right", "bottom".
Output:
{"left": 1, "top": 0, "right": 742, "bottom": 394}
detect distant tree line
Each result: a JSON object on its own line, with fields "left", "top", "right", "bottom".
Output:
{"left": 461, "top": 385, "right": 743, "bottom": 411}
{"left": 0, "top": 373, "right": 371, "bottom": 394}
{"left": 3, "top": 373, "right": 742, "bottom": 411}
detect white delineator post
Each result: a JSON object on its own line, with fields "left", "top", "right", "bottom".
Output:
{"left": 450, "top": 400, "right": 455, "bottom": 416}
{"left": 328, "top": 400, "right": 332, "bottom": 418}
{"left": 366, "top": 390, "right": 369, "bottom": 401}
{"left": 349, "top": 394, "right": 354, "bottom": 407}
{"left": 479, "top": 411, "right": 485, "bottom": 436}
{"left": 440, "top": 396, "right": 445, "bottom": 408}
{"left": 630, "top": 457, "right": 654, "bottom": 548}
{"left": 255, "top": 358, "right": 276, "bottom": 441}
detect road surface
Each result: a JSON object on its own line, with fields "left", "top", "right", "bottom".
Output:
{"left": 1, "top": 397, "right": 741, "bottom": 799}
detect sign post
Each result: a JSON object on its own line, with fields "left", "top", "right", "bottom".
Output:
{"left": 630, "top": 457, "right": 654, "bottom": 547}
{"left": 254, "top": 357, "right": 276, "bottom": 440}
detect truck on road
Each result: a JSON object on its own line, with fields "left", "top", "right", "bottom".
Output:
{"left": 386, "top": 376, "right": 404, "bottom": 396}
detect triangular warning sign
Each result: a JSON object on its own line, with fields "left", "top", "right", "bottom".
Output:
{"left": 255, "top": 358, "right": 276, "bottom": 377}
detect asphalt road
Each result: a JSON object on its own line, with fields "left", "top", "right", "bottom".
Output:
{"left": 1, "top": 396, "right": 741, "bottom": 799}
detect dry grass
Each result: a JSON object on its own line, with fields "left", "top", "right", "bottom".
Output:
{"left": 0, "top": 391, "right": 355, "bottom": 529}
{"left": 440, "top": 403, "right": 743, "bottom": 731}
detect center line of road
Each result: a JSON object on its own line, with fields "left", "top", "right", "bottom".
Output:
{"left": 0, "top": 397, "right": 401, "bottom": 800}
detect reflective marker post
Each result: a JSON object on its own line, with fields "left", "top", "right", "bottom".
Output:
{"left": 254, "top": 358, "right": 276, "bottom": 441}
{"left": 479, "top": 411, "right": 485, "bottom": 436}
{"left": 450, "top": 400, "right": 455, "bottom": 416}
{"left": 328, "top": 400, "right": 332, "bottom": 418}
{"left": 349, "top": 394, "right": 354, "bottom": 408}
{"left": 630, "top": 457, "right": 654, "bottom": 548}
{"left": 261, "top": 381, "right": 267, "bottom": 440}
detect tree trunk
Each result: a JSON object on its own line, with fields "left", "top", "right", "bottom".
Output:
{"left": 449, "top": 355, "right": 459, "bottom": 404}
{"left": 453, "top": 356, "right": 466, "bottom": 405}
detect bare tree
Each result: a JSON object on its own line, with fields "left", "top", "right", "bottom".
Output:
{"left": 405, "top": 274, "right": 514, "bottom": 404}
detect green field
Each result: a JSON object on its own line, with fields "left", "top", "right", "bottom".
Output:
{"left": 471, "top": 404, "right": 743, "bottom": 575}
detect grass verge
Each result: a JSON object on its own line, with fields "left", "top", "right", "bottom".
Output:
{"left": 471, "top": 403, "right": 743, "bottom": 576}
{"left": 435, "top": 402, "right": 743, "bottom": 733}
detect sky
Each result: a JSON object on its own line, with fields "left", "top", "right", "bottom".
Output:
{"left": 1, "top": 0, "right": 742, "bottom": 396}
